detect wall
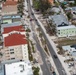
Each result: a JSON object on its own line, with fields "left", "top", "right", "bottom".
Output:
{"left": 57, "top": 27, "right": 76, "bottom": 37}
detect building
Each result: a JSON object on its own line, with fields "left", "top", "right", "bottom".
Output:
{"left": 1, "top": 22, "right": 22, "bottom": 33}
{"left": 2, "top": 25, "right": 25, "bottom": 38}
{"left": 49, "top": 14, "right": 76, "bottom": 37}
{"left": 62, "top": 45, "right": 76, "bottom": 60}
{"left": 0, "top": 25, "right": 28, "bottom": 62}
{"left": 49, "top": 14, "right": 69, "bottom": 27}
{"left": 2, "top": 0, "right": 18, "bottom": 15}
{"left": 4, "top": 60, "right": 33, "bottom": 75}
{"left": 56, "top": 25, "right": 76, "bottom": 37}
{"left": 0, "top": 33, "right": 28, "bottom": 61}
{"left": 48, "top": 0, "right": 54, "bottom": 5}
{"left": 3, "top": 0, "right": 18, "bottom": 6}
{"left": 1, "top": 5, "right": 17, "bottom": 15}
{"left": 1, "top": 14, "right": 21, "bottom": 24}
{"left": 71, "top": 7, "right": 76, "bottom": 19}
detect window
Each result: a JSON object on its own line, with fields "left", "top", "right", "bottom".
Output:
{"left": 11, "top": 58, "right": 15, "bottom": 60}
{"left": 10, "top": 52, "right": 14, "bottom": 54}
{"left": 10, "top": 49, "right": 14, "bottom": 51}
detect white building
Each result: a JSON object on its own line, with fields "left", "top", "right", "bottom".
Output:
{"left": 4, "top": 61, "right": 33, "bottom": 75}
{"left": 56, "top": 25, "right": 76, "bottom": 37}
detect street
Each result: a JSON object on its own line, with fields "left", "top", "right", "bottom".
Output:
{"left": 27, "top": 0, "right": 67, "bottom": 75}
{"left": 26, "top": 0, "right": 53, "bottom": 75}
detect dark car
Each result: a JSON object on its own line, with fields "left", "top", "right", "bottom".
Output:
{"left": 31, "top": 13, "right": 34, "bottom": 15}
{"left": 52, "top": 71, "right": 56, "bottom": 75}
{"left": 53, "top": 55, "right": 58, "bottom": 58}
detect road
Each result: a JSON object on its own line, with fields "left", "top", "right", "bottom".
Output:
{"left": 27, "top": 0, "right": 67, "bottom": 75}
{"left": 25, "top": 0, "right": 52, "bottom": 75}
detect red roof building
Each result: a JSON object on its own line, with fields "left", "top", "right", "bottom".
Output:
{"left": 48, "top": 0, "right": 54, "bottom": 5}
{"left": 3, "top": 25, "right": 25, "bottom": 34}
{"left": 4, "top": 33, "right": 27, "bottom": 47}
{"left": 3, "top": 0, "right": 18, "bottom": 6}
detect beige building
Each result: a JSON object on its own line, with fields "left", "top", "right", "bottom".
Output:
{"left": 1, "top": 5, "right": 18, "bottom": 16}
{"left": 0, "top": 26, "right": 28, "bottom": 62}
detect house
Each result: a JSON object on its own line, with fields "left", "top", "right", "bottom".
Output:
{"left": 4, "top": 60, "right": 33, "bottom": 75}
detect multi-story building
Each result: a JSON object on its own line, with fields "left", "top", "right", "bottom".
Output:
{"left": 4, "top": 60, "right": 33, "bottom": 75}
{"left": 56, "top": 25, "right": 76, "bottom": 37}
{"left": 0, "top": 25, "right": 28, "bottom": 62}
{"left": 0, "top": 33, "right": 28, "bottom": 61}
{"left": 2, "top": 25, "right": 25, "bottom": 38}
{"left": 1, "top": 0, "right": 18, "bottom": 15}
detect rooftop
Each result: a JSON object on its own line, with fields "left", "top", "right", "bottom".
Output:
{"left": 5, "top": 61, "right": 33, "bottom": 75}
{"left": 1, "top": 22, "right": 22, "bottom": 33}
{"left": 50, "top": 14, "right": 69, "bottom": 26}
{"left": 3, "top": 25, "right": 25, "bottom": 34}
{"left": 4, "top": 33, "right": 27, "bottom": 47}
{"left": 62, "top": 45, "right": 76, "bottom": 57}
{"left": 57, "top": 25, "right": 76, "bottom": 30}
{"left": 71, "top": 7, "right": 76, "bottom": 11}
{"left": 3, "top": 1, "right": 17, "bottom": 6}
{"left": 2, "top": 5, "right": 17, "bottom": 15}
{"left": 2, "top": 14, "right": 21, "bottom": 19}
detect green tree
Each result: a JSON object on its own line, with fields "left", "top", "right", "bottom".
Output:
{"left": 33, "top": 67, "right": 40, "bottom": 75}
{"left": 74, "top": 0, "right": 76, "bottom": 5}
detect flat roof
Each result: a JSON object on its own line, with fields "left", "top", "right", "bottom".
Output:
{"left": 1, "top": 22, "right": 22, "bottom": 33}
{"left": 5, "top": 61, "right": 33, "bottom": 75}
{"left": 57, "top": 25, "right": 76, "bottom": 30}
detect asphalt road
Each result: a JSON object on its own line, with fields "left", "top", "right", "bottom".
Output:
{"left": 25, "top": 0, "right": 52, "bottom": 75}
{"left": 27, "top": 0, "right": 67, "bottom": 75}
{"left": 33, "top": 33, "right": 52, "bottom": 75}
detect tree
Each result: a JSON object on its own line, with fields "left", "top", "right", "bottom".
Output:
{"left": 33, "top": 67, "right": 40, "bottom": 75}
{"left": 74, "top": 0, "right": 76, "bottom": 5}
